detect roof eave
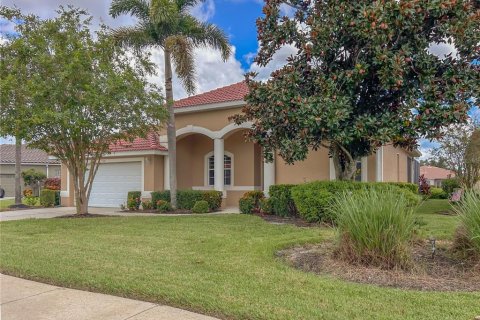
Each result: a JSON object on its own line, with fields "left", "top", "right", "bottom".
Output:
{"left": 174, "top": 99, "right": 246, "bottom": 114}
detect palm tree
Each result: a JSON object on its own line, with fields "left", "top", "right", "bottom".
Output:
{"left": 110, "top": 0, "right": 231, "bottom": 208}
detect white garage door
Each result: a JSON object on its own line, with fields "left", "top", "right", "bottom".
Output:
{"left": 89, "top": 161, "right": 142, "bottom": 208}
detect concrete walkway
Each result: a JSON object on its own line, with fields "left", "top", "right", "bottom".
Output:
{"left": 0, "top": 274, "right": 219, "bottom": 320}
{"left": 0, "top": 206, "right": 239, "bottom": 222}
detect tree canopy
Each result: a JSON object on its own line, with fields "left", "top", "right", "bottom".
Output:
{"left": 233, "top": 0, "right": 479, "bottom": 180}
{"left": 0, "top": 6, "right": 166, "bottom": 214}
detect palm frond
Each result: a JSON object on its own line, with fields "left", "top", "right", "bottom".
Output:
{"left": 110, "top": 24, "right": 157, "bottom": 50}
{"left": 150, "top": 0, "right": 179, "bottom": 25}
{"left": 182, "top": 17, "right": 231, "bottom": 61}
{"left": 177, "top": 0, "right": 204, "bottom": 14}
{"left": 110, "top": 0, "right": 150, "bottom": 20}
{"left": 165, "top": 35, "right": 196, "bottom": 95}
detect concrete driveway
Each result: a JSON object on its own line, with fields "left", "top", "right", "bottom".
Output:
{"left": 0, "top": 274, "right": 218, "bottom": 320}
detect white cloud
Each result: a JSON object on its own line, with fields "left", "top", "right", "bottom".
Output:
{"left": 148, "top": 46, "right": 245, "bottom": 99}
{"left": 189, "top": 0, "right": 215, "bottom": 22}
{"left": 247, "top": 44, "right": 298, "bottom": 80}
{"left": 428, "top": 41, "right": 457, "bottom": 59}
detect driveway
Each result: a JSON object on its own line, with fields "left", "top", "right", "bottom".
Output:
{"left": 1, "top": 274, "right": 218, "bottom": 320}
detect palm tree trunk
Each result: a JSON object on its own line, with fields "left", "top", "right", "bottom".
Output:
{"left": 14, "top": 137, "right": 22, "bottom": 205}
{"left": 164, "top": 49, "right": 177, "bottom": 208}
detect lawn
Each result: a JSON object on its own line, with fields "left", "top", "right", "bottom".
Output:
{"left": 0, "top": 202, "right": 477, "bottom": 320}
{"left": 0, "top": 198, "right": 14, "bottom": 210}
{"left": 415, "top": 199, "right": 459, "bottom": 240}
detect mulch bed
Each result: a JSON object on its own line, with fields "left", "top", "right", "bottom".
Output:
{"left": 255, "top": 213, "right": 324, "bottom": 228}
{"left": 278, "top": 240, "right": 480, "bottom": 292}
{"left": 56, "top": 213, "right": 117, "bottom": 218}
{"left": 2, "top": 204, "right": 37, "bottom": 211}
{"left": 119, "top": 209, "right": 194, "bottom": 214}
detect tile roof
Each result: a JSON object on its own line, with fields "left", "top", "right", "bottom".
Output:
{"left": 420, "top": 166, "right": 456, "bottom": 180}
{"left": 109, "top": 132, "right": 167, "bottom": 153}
{"left": 0, "top": 144, "right": 60, "bottom": 164}
{"left": 174, "top": 81, "right": 248, "bottom": 108}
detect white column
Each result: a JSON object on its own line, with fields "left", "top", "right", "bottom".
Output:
{"left": 329, "top": 158, "right": 336, "bottom": 181}
{"left": 361, "top": 157, "right": 368, "bottom": 182}
{"left": 376, "top": 147, "right": 384, "bottom": 182}
{"left": 263, "top": 157, "right": 275, "bottom": 197}
{"left": 214, "top": 138, "right": 224, "bottom": 194}
{"left": 163, "top": 155, "right": 170, "bottom": 190}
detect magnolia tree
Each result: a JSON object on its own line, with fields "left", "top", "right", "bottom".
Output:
{"left": 233, "top": 0, "right": 479, "bottom": 180}
{"left": 0, "top": 7, "right": 166, "bottom": 214}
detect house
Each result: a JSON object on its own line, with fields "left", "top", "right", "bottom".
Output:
{"left": 0, "top": 144, "right": 61, "bottom": 197}
{"left": 60, "top": 82, "right": 421, "bottom": 208}
{"left": 420, "top": 166, "right": 455, "bottom": 187}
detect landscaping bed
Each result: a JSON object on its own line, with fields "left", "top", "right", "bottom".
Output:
{"left": 279, "top": 240, "right": 480, "bottom": 292}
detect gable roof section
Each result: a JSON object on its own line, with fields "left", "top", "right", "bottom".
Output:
{"left": 0, "top": 144, "right": 60, "bottom": 164}
{"left": 420, "top": 166, "right": 456, "bottom": 180}
{"left": 174, "top": 81, "right": 248, "bottom": 109}
{"left": 109, "top": 132, "right": 167, "bottom": 153}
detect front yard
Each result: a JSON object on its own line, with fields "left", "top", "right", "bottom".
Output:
{"left": 0, "top": 200, "right": 478, "bottom": 320}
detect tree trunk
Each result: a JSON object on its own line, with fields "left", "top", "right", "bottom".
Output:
{"left": 14, "top": 137, "right": 22, "bottom": 205}
{"left": 331, "top": 143, "right": 357, "bottom": 181}
{"left": 72, "top": 165, "right": 89, "bottom": 215}
{"left": 164, "top": 49, "right": 177, "bottom": 208}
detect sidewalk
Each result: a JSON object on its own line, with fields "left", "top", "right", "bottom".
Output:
{"left": 0, "top": 206, "right": 239, "bottom": 221}
{"left": 0, "top": 274, "right": 219, "bottom": 320}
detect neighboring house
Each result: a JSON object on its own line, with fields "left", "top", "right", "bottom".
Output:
{"left": 420, "top": 165, "right": 455, "bottom": 187}
{"left": 0, "top": 144, "right": 61, "bottom": 197}
{"left": 60, "top": 81, "right": 421, "bottom": 208}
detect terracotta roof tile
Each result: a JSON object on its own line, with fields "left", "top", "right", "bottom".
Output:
{"left": 174, "top": 81, "right": 248, "bottom": 108}
{"left": 0, "top": 144, "right": 60, "bottom": 164}
{"left": 420, "top": 166, "right": 456, "bottom": 180}
{"left": 109, "top": 132, "right": 167, "bottom": 152}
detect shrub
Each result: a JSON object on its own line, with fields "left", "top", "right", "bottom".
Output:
{"left": 331, "top": 189, "right": 415, "bottom": 269}
{"left": 127, "top": 191, "right": 141, "bottom": 210}
{"left": 151, "top": 190, "right": 204, "bottom": 210}
{"left": 192, "top": 200, "right": 209, "bottom": 213}
{"left": 453, "top": 191, "right": 480, "bottom": 256}
{"left": 419, "top": 174, "right": 431, "bottom": 196}
{"left": 269, "top": 184, "right": 297, "bottom": 217}
{"left": 23, "top": 189, "right": 33, "bottom": 197}
{"left": 239, "top": 196, "right": 256, "bottom": 214}
{"left": 442, "top": 178, "right": 461, "bottom": 195}
{"left": 429, "top": 187, "right": 448, "bottom": 199}
{"left": 259, "top": 197, "right": 273, "bottom": 214}
{"left": 156, "top": 200, "right": 172, "bottom": 212}
{"left": 40, "top": 189, "right": 57, "bottom": 207}
{"left": 202, "top": 191, "right": 223, "bottom": 211}
{"left": 383, "top": 182, "right": 418, "bottom": 194}
{"left": 141, "top": 199, "right": 153, "bottom": 210}
{"left": 44, "top": 177, "right": 61, "bottom": 190}
{"left": 23, "top": 196, "right": 38, "bottom": 206}
{"left": 290, "top": 181, "right": 420, "bottom": 223}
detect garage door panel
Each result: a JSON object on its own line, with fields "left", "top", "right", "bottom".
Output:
{"left": 89, "top": 162, "right": 142, "bottom": 208}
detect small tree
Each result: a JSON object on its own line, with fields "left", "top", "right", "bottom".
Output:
{"left": 431, "top": 123, "right": 480, "bottom": 189}
{"left": 233, "top": 0, "right": 479, "bottom": 180}
{"left": 0, "top": 6, "right": 166, "bottom": 214}
{"left": 21, "top": 169, "right": 47, "bottom": 196}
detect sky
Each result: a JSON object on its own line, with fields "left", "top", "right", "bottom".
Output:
{"left": 0, "top": 0, "right": 477, "bottom": 158}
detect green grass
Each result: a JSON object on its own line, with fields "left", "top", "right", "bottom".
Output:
{"left": 0, "top": 211, "right": 478, "bottom": 319}
{"left": 0, "top": 198, "right": 41, "bottom": 212}
{"left": 415, "top": 199, "right": 460, "bottom": 240}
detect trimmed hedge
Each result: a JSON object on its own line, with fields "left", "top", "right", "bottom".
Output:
{"left": 430, "top": 187, "right": 449, "bottom": 199}
{"left": 151, "top": 190, "right": 223, "bottom": 210}
{"left": 442, "top": 178, "right": 461, "bottom": 195}
{"left": 291, "top": 181, "right": 421, "bottom": 223}
{"left": 40, "top": 189, "right": 58, "bottom": 207}
{"left": 127, "top": 191, "right": 142, "bottom": 210}
{"left": 239, "top": 191, "right": 265, "bottom": 214}
{"left": 383, "top": 182, "right": 418, "bottom": 194}
{"left": 269, "top": 184, "right": 297, "bottom": 217}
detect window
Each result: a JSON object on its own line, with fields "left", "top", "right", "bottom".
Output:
{"left": 355, "top": 160, "right": 362, "bottom": 182}
{"left": 207, "top": 154, "right": 232, "bottom": 186}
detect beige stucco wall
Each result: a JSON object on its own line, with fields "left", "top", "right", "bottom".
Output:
{"left": 275, "top": 147, "right": 330, "bottom": 184}
{"left": 144, "top": 155, "right": 164, "bottom": 192}
{"left": 367, "top": 154, "right": 377, "bottom": 182}
{"left": 382, "top": 145, "right": 410, "bottom": 182}
{"left": 177, "top": 134, "right": 213, "bottom": 189}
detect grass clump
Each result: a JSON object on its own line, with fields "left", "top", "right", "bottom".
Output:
{"left": 453, "top": 191, "right": 480, "bottom": 257}
{"left": 332, "top": 189, "right": 415, "bottom": 269}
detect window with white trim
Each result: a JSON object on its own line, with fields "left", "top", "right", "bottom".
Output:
{"left": 207, "top": 154, "right": 232, "bottom": 186}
